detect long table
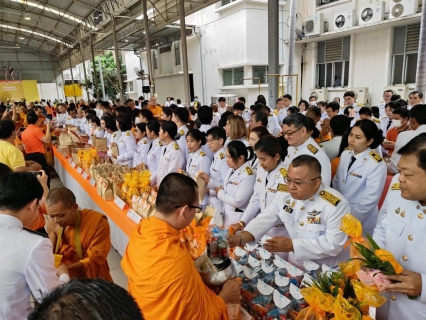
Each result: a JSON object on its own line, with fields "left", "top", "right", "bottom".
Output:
{"left": 53, "top": 147, "right": 136, "bottom": 255}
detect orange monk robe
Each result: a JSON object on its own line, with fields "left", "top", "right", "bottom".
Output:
{"left": 147, "top": 105, "right": 162, "bottom": 118}
{"left": 122, "top": 216, "right": 229, "bottom": 320}
{"left": 57, "top": 209, "right": 113, "bottom": 281}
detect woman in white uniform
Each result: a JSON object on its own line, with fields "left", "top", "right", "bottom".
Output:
{"left": 145, "top": 120, "right": 164, "bottom": 185}
{"left": 133, "top": 123, "right": 152, "bottom": 168}
{"left": 224, "top": 115, "right": 249, "bottom": 147}
{"left": 333, "top": 119, "right": 387, "bottom": 235}
{"left": 155, "top": 121, "right": 184, "bottom": 186}
{"left": 110, "top": 113, "right": 136, "bottom": 167}
{"left": 104, "top": 118, "right": 120, "bottom": 149}
{"left": 186, "top": 129, "right": 212, "bottom": 208}
{"left": 215, "top": 140, "right": 256, "bottom": 227}
{"left": 248, "top": 126, "right": 271, "bottom": 173}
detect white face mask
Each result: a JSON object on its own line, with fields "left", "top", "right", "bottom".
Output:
{"left": 135, "top": 117, "right": 142, "bottom": 124}
{"left": 392, "top": 119, "right": 402, "bottom": 128}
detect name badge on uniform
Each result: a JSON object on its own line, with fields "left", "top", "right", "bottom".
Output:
{"left": 283, "top": 205, "right": 293, "bottom": 213}
{"left": 350, "top": 172, "right": 362, "bottom": 178}
{"left": 267, "top": 188, "right": 277, "bottom": 194}
{"left": 257, "top": 178, "right": 262, "bottom": 183}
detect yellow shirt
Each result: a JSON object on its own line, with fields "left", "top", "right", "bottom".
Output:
{"left": 0, "top": 140, "right": 26, "bottom": 170}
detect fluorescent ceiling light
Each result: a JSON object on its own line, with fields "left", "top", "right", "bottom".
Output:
{"left": 24, "top": 13, "right": 31, "bottom": 20}
{"left": 19, "top": 36, "right": 25, "bottom": 39}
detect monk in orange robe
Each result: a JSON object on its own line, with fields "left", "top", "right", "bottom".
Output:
{"left": 122, "top": 173, "right": 241, "bottom": 320}
{"left": 46, "top": 187, "right": 113, "bottom": 281}
{"left": 146, "top": 96, "right": 162, "bottom": 118}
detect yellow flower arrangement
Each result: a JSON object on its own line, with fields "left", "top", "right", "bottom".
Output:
{"left": 374, "top": 249, "right": 403, "bottom": 275}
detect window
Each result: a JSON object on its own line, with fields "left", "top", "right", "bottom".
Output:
{"left": 175, "top": 41, "right": 181, "bottom": 66}
{"left": 316, "top": 36, "right": 350, "bottom": 88}
{"left": 252, "top": 66, "right": 268, "bottom": 84}
{"left": 223, "top": 67, "right": 244, "bottom": 86}
{"left": 392, "top": 24, "right": 420, "bottom": 85}
{"left": 159, "top": 44, "right": 172, "bottom": 54}
{"left": 316, "top": 0, "right": 341, "bottom": 6}
{"left": 152, "top": 49, "right": 158, "bottom": 69}
{"left": 126, "top": 80, "right": 134, "bottom": 92}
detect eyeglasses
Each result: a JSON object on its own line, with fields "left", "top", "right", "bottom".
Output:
{"left": 175, "top": 204, "right": 202, "bottom": 213}
{"left": 282, "top": 127, "right": 303, "bottom": 137}
{"left": 206, "top": 138, "right": 219, "bottom": 143}
{"left": 284, "top": 176, "right": 321, "bottom": 187}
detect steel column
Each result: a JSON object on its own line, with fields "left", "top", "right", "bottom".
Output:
{"left": 179, "top": 0, "right": 191, "bottom": 107}
{"left": 68, "top": 50, "right": 77, "bottom": 102}
{"left": 80, "top": 40, "right": 90, "bottom": 101}
{"left": 268, "top": 0, "right": 279, "bottom": 108}
{"left": 112, "top": 17, "right": 124, "bottom": 101}
{"left": 142, "top": 0, "right": 154, "bottom": 96}
{"left": 415, "top": 0, "right": 426, "bottom": 93}
{"left": 89, "top": 33, "right": 100, "bottom": 99}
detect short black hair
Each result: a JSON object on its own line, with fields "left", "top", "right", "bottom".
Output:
{"left": 27, "top": 278, "right": 144, "bottom": 320}
{"left": 371, "top": 106, "right": 380, "bottom": 118}
{"left": 141, "top": 109, "right": 154, "bottom": 122}
{"left": 0, "top": 172, "right": 43, "bottom": 212}
{"left": 238, "top": 97, "right": 246, "bottom": 104}
{"left": 0, "top": 163, "right": 12, "bottom": 179}
{"left": 26, "top": 111, "right": 38, "bottom": 125}
{"left": 186, "top": 129, "right": 206, "bottom": 145}
{"left": 176, "top": 99, "right": 181, "bottom": 104}
{"left": 385, "top": 101, "right": 398, "bottom": 110}
{"left": 291, "top": 154, "right": 321, "bottom": 177}
{"left": 409, "top": 90, "right": 423, "bottom": 99}
{"left": 147, "top": 120, "right": 160, "bottom": 135}
{"left": 156, "top": 173, "right": 198, "bottom": 215}
{"left": 282, "top": 113, "right": 309, "bottom": 129}
{"left": 173, "top": 107, "right": 189, "bottom": 123}
{"left": 250, "top": 104, "right": 263, "bottom": 112}
{"left": 91, "top": 116, "right": 101, "bottom": 126}
{"left": 392, "top": 108, "right": 410, "bottom": 119}
{"left": 116, "top": 113, "right": 132, "bottom": 131}
{"left": 136, "top": 122, "right": 147, "bottom": 133}
{"left": 197, "top": 106, "right": 213, "bottom": 125}
{"left": 105, "top": 118, "right": 118, "bottom": 132}
{"left": 306, "top": 106, "right": 321, "bottom": 119}
{"left": 205, "top": 126, "right": 226, "bottom": 144}
{"left": 330, "top": 115, "right": 351, "bottom": 136}
{"left": 256, "top": 95, "right": 267, "bottom": 105}
{"left": 359, "top": 107, "right": 372, "bottom": 116}
{"left": 409, "top": 105, "right": 426, "bottom": 125}
{"left": 326, "top": 101, "right": 340, "bottom": 112}
{"left": 251, "top": 111, "right": 268, "bottom": 127}
{"left": 161, "top": 107, "right": 173, "bottom": 120}
{"left": 87, "top": 109, "right": 97, "bottom": 117}
{"left": 161, "top": 121, "right": 178, "bottom": 139}
{"left": 398, "top": 133, "right": 426, "bottom": 172}
{"left": 344, "top": 91, "right": 355, "bottom": 98}
{"left": 287, "top": 106, "right": 299, "bottom": 114}
{"left": 0, "top": 119, "right": 15, "bottom": 139}
{"left": 218, "top": 97, "right": 226, "bottom": 102}
{"left": 283, "top": 94, "right": 292, "bottom": 101}
{"left": 219, "top": 111, "right": 233, "bottom": 128}
{"left": 233, "top": 102, "right": 245, "bottom": 111}
{"left": 227, "top": 140, "right": 254, "bottom": 164}
{"left": 254, "top": 135, "right": 288, "bottom": 161}
{"left": 352, "top": 119, "right": 383, "bottom": 149}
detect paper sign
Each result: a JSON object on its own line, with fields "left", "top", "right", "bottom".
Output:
{"left": 234, "top": 246, "right": 247, "bottom": 258}
{"left": 76, "top": 167, "right": 83, "bottom": 174}
{"left": 274, "top": 271, "right": 290, "bottom": 287}
{"left": 248, "top": 255, "right": 261, "bottom": 269}
{"left": 303, "top": 260, "right": 320, "bottom": 272}
{"left": 273, "top": 256, "right": 303, "bottom": 277}
{"left": 273, "top": 289, "right": 292, "bottom": 309}
{"left": 89, "top": 178, "right": 96, "bottom": 187}
{"left": 127, "top": 209, "right": 142, "bottom": 224}
{"left": 258, "top": 247, "right": 272, "bottom": 260}
{"left": 289, "top": 283, "right": 303, "bottom": 300}
{"left": 70, "top": 161, "right": 76, "bottom": 168}
{"left": 82, "top": 172, "right": 88, "bottom": 180}
{"left": 67, "top": 157, "right": 72, "bottom": 164}
{"left": 257, "top": 280, "right": 274, "bottom": 295}
{"left": 243, "top": 266, "right": 258, "bottom": 280}
{"left": 114, "top": 196, "right": 126, "bottom": 210}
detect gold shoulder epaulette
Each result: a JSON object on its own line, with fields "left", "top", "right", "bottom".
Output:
{"left": 219, "top": 152, "right": 225, "bottom": 160}
{"left": 126, "top": 131, "right": 130, "bottom": 136}
{"left": 390, "top": 182, "right": 400, "bottom": 190}
{"left": 369, "top": 151, "right": 382, "bottom": 162}
{"left": 174, "top": 143, "right": 179, "bottom": 150}
{"left": 277, "top": 183, "right": 288, "bottom": 192}
{"left": 307, "top": 144, "right": 318, "bottom": 155}
{"left": 279, "top": 168, "right": 287, "bottom": 177}
{"left": 200, "top": 151, "right": 205, "bottom": 157}
{"left": 245, "top": 167, "right": 253, "bottom": 175}
{"left": 320, "top": 190, "right": 340, "bottom": 206}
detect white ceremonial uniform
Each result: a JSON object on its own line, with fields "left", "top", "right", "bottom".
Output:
{"left": 218, "top": 105, "right": 227, "bottom": 115}
{"left": 250, "top": 154, "right": 260, "bottom": 173}
{"left": 338, "top": 103, "right": 361, "bottom": 118}
{"left": 186, "top": 148, "right": 212, "bottom": 206}
{"left": 321, "top": 136, "right": 343, "bottom": 160}
{"left": 147, "top": 138, "right": 164, "bottom": 185}
{"left": 373, "top": 175, "right": 426, "bottom": 320}
{"left": 225, "top": 137, "right": 250, "bottom": 147}
{"left": 381, "top": 117, "right": 393, "bottom": 137}
{"left": 283, "top": 137, "right": 332, "bottom": 187}
{"left": 176, "top": 125, "right": 189, "bottom": 169}
{"left": 198, "top": 125, "right": 214, "bottom": 161}
{"left": 211, "top": 112, "right": 220, "bottom": 127}
{"left": 245, "top": 185, "right": 350, "bottom": 269}
{"left": 216, "top": 162, "right": 256, "bottom": 227}
{"left": 377, "top": 102, "right": 386, "bottom": 119}
{"left": 199, "top": 124, "right": 211, "bottom": 133}
{"left": 93, "top": 126, "right": 105, "bottom": 138}
{"left": 106, "top": 131, "right": 122, "bottom": 161}
{"left": 72, "top": 117, "right": 82, "bottom": 129}
{"left": 242, "top": 109, "right": 251, "bottom": 123}
{"left": 277, "top": 108, "right": 287, "bottom": 125}
{"left": 55, "top": 112, "right": 68, "bottom": 127}
{"left": 332, "top": 148, "right": 387, "bottom": 235}
{"left": 207, "top": 147, "right": 229, "bottom": 215}
{"left": 156, "top": 141, "right": 184, "bottom": 186}
{"left": 116, "top": 130, "right": 137, "bottom": 167}
{"left": 95, "top": 108, "right": 103, "bottom": 118}
{"left": 133, "top": 137, "right": 152, "bottom": 168}
{"left": 0, "top": 215, "right": 69, "bottom": 320}
{"left": 389, "top": 124, "right": 426, "bottom": 174}
{"left": 80, "top": 117, "right": 88, "bottom": 134}
{"left": 371, "top": 116, "right": 382, "bottom": 130}
{"left": 268, "top": 114, "right": 282, "bottom": 136}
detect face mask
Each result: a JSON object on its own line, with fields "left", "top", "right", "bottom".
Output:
{"left": 392, "top": 119, "right": 402, "bottom": 128}
{"left": 135, "top": 118, "right": 142, "bottom": 124}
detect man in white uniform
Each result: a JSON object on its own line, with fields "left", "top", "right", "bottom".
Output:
{"left": 374, "top": 134, "right": 426, "bottom": 320}
{"left": 229, "top": 155, "right": 349, "bottom": 268}
{"left": 407, "top": 90, "right": 423, "bottom": 110}
{"left": 322, "top": 115, "right": 351, "bottom": 160}
{"left": 0, "top": 173, "right": 69, "bottom": 320}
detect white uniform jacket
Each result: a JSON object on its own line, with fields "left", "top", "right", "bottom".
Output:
{"left": 187, "top": 148, "right": 212, "bottom": 206}
{"left": 176, "top": 125, "right": 189, "bottom": 169}
{"left": 207, "top": 148, "right": 229, "bottom": 214}
{"left": 80, "top": 117, "right": 88, "bottom": 134}
{"left": 156, "top": 141, "right": 184, "bottom": 186}
{"left": 245, "top": 186, "right": 350, "bottom": 269}
{"left": 146, "top": 138, "right": 164, "bottom": 185}
{"left": 283, "top": 137, "right": 332, "bottom": 187}
{"left": 55, "top": 112, "right": 68, "bottom": 127}
{"left": 332, "top": 148, "right": 387, "bottom": 235}
{"left": 250, "top": 155, "right": 260, "bottom": 174}
{"left": 133, "top": 137, "right": 152, "bottom": 168}
{"left": 373, "top": 174, "right": 426, "bottom": 320}
{"left": 277, "top": 108, "right": 287, "bottom": 125}
{"left": 0, "top": 215, "right": 69, "bottom": 320}
{"left": 225, "top": 137, "right": 250, "bottom": 147}
{"left": 116, "top": 130, "right": 137, "bottom": 167}
{"left": 217, "top": 162, "right": 256, "bottom": 227}
{"left": 268, "top": 114, "right": 282, "bottom": 136}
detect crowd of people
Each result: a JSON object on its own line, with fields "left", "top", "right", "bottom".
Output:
{"left": 0, "top": 88, "right": 425, "bottom": 319}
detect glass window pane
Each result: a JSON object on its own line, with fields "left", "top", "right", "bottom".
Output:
{"left": 326, "top": 63, "right": 333, "bottom": 87}
{"left": 344, "top": 61, "right": 349, "bottom": 86}
{"left": 334, "top": 62, "right": 342, "bottom": 86}
{"left": 393, "top": 27, "right": 406, "bottom": 55}
{"left": 406, "top": 53, "right": 417, "bottom": 83}
{"left": 342, "top": 36, "right": 351, "bottom": 60}
{"left": 223, "top": 69, "right": 233, "bottom": 86}
{"left": 392, "top": 55, "right": 404, "bottom": 84}
{"left": 317, "top": 64, "right": 325, "bottom": 88}
{"left": 317, "top": 42, "right": 325, "bottom": 64}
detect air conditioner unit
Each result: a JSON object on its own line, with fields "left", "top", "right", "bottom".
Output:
{"left": 350, "top": 87, "right": 369, "bottom": 106}
{"left": 334, "top": 9, "right": 356, "bottom": 30}
{"left": 310, "top": 88, "right": 328, "bottom": 102}
{"left": 359, "top": 1, "right": 385, "bottom": 25}
{"left": 304, "top": 13, "right": 324, "bottom": 37}
{"left": 384, "top": 85, "right": 409, "bottom": 100}
{"left": 390, "top": 0, "right": 419, "bottom": 19}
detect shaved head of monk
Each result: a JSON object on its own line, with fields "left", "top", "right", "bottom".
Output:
{"left": 46, "top": 187, "right": 79, "bottom": 228}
